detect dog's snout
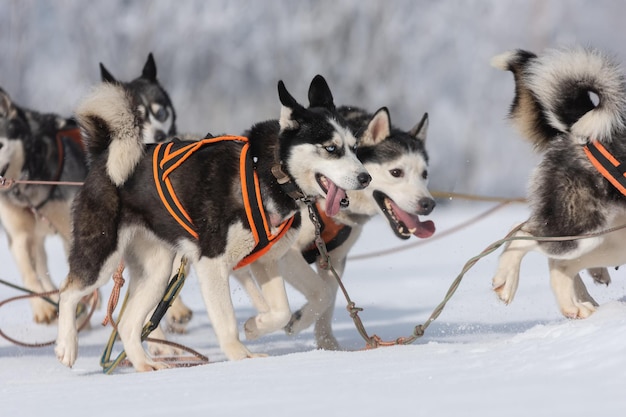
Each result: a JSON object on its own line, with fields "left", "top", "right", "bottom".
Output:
{"left": 357, "top": 172, "right": 371, "bottom": 188}
{"left": 154, "top": 130, "right": 167, "bottom": 142}
{"left": 418, "top": 197, "right": 436, "bottom": 215}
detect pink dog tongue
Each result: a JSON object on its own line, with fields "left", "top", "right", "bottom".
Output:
{"left": 390, "top": 200, "right": 436, "bottom": 238}
{"left": 325, "top": 180, "right": 346, "bottom": 217}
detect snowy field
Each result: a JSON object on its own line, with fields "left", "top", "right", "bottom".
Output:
{"left": 1, "top": 201, "right": 625, "bottom": 416}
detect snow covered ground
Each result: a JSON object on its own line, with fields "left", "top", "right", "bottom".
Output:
{"left": 1, "top": 202, "right": 625, "bottom": 416}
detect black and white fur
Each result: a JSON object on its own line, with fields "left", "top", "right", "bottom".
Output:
{"left": 100, "top": 53, "right": 177, "bottom": 143}
{"left": 0, "top": 88, "right": 85, "bottom": 323}
{"left": 491, "top": 46, "right": 626, "bottom": 318}
{"left": 0, "top": 54, "right": 177, "bottom": 324}
{"left": 55, "top": 75, "right": 371, "bottom": 371}
{"left": 276, "top": 106, "right": 436, "bottom": 349}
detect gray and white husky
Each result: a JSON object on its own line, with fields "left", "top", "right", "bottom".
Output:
{"left": 55, "top": 75, "right": 371, "bottom": 371}
{"left": 236, "top": 106, "right": 436, "bottom": 349}
{"left": 491, "top": 46, "right": 626, "bottom": 318}
{"left": 0, "top": 53, "right": 177, "bottom": 323}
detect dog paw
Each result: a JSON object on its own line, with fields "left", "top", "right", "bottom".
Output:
{"left": 284, "top": 310, "right": 303, "bottom": 336}
{"left": 222, "top": 341, "right": 266, "bottom": 360}
{"left": 55, "top": 338, "right": 78, "bottom": 368}
{"left": 134, "top": 359, "right": 171, "bottom": 372}
{"left": 561, "top": 301, "right": 596, "bottom": 319}
{"left": 316, "top": 335, "right": 341, "bottom": 351}
{"left": 587, "top": 267, "right": 611, "bottom": 286}
{"left": 147, "top": 340, "right": 185, "bottom": 357}
{"left": 244, "top": 311, "right": 291, "bottom": 340}
{"left": 31, "top": 298, "right": 58, "bottom": 324}
{"left": 165, "top": 302, "right": 193, "bottom": 334}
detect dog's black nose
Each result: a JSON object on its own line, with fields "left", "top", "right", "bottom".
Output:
{"left": 418, "top": 197, "right": 436, "bottom": 215}
{"left": 154, "top": 130, "right": 167, "bottom": 142}
{"left": 357, "top": 172, "right": 371, "bottom": 188}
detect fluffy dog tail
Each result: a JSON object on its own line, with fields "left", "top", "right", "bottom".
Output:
{"left": 492, "top": 47, "right": 626, "bottom": 148}
{"left": 76, "top": 83, "right": 144, "bottom": 186}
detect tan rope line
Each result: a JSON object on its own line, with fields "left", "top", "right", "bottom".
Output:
{"left": 0, "top": 289, "right": 98, "bottom": 347}
{"left": 102, "top": 261, "right": 126, "bottom": 327}
{"left": 0, "top": 177, "right": 84, "bottom": 189}
{"left": 332, "top": 219, "right": 626, "bottom": 349}
{"left": 431, "top": 190, "right": 526, "bottom": 203}
{"left": 349, "top": 201, "right": 514, "bottom": 261}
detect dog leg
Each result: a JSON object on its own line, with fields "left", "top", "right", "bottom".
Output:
{"left": 0, "top": 203, "right": 58, "bottom": 323}
{"left": 232, "top": 267, "right": 270, "bottom": 313}
{"left": 244, "top": 260, "right": 291, "bottom": 340}
{"left": 586, "top": 267, "right": 612, "bottom": 286}
{"left": 549, "top": 259, "right": 597, "bottom": 318}
{"left": 195, "top": 257, "right": 265, "bottom": 360}
{"left": 283, "top": 249, "right": 343, "bottom": 350}
{"left": 492, "top": 226, "right": 537, "bottom": 304}
{"left": 119, "top": 240, "right": 173, "bottom": 372}
{"left": 56, "top": 253, "right": 121, "bottom": 368}
{"left": 55, "top": 275, "right": 93, "bottom": 367}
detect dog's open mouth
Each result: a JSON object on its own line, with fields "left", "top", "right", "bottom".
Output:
{"left": 373, "top": 190, "right": 435, "bottom": 239}
{"left": 316, "top": 174, "right": 349, "bottom": 217}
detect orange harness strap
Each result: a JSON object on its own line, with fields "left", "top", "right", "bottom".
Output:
{"left": 584, "top": 141, "right": 626, "bottom": 196}
{"left": 152, "top": 136, "right": 294, "bottom": 270}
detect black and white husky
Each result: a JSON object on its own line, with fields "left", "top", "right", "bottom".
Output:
{"left": 99, "top": 53, "right": 177, "bottom": 143}
{"left": 0, "top": 53, "right": 177, "bottom": 324}
{"left": 491, "top": 47, "right": 626, "bottom": 318}
{"left": 55, "top": 75, "right": 371, "bottom": 371}
{"left": 234, "top": 106, "right": 436, "bottom": 349}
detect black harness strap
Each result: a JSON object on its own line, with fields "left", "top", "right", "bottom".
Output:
{"left": 152, "top": 136, "right": 294, "bottom": 269}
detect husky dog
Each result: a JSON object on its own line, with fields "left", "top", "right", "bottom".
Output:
{"left": 55, "top": 75, "right": 371, "bottom": 371}
{"left": 491, "top": 46, "right": 626, "bottom": 318}
{"left": 99, "top": 53, "right": 177, "bottom": 143}
{"left": 0, "top": 89, "right": 86, "bottom": 323}
{"left": 232, "top": 106, "right": 436, "bottom": 349}
{"left": 0, "top": 54, "right": 177, "bottom": 324}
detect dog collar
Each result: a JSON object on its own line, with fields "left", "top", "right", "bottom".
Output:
{"left": 271, "top": 164, "right": 308, "bottom": 201}
{"left": 153, "top": 136, "right": 294, "bottom": 269}
{"left": 583, "top": 140, "right": 626, "bottom": 196}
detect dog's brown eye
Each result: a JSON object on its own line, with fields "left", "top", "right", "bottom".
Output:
{"left": 390, "top": 168, "right": 403, "bottom": 178}
{"left": 422, "top": 170, "right": 428, "bottom": 180}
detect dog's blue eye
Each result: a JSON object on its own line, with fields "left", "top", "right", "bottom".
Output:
{"left": 390, "top": 169, "right": 404, "bottom": 178}
{"left": 154, "top": 107, "right": 168, "bottom": 122}
{"left": 325, "top": 145, "right": 336, "bottom": 153}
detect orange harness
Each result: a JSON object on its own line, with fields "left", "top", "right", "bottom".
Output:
{"left": 301, "top": 202, "right": 352, "bottom": 264}
{"left": 584, "top": 141, "right": 626, "bottom": 196}
{"left": 152, "top": 136, "right": 294, "bottom": 270}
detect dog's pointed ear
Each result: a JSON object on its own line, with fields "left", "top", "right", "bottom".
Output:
{"left": 142, "top": 53, "right": 157, "bottom": 82}
{"left": 100, "top": 63, "right": 117, "bottom": 83}
{"left": 308, "top": 75, "right": 335, "bottom": 110}
{"left": 409, "top": 113, "right": 429, "bottom": 142}
{"left": 278, "top": 80, "right": 305, "bottom": 130}
{"left": 360, "top": 107, "right": 391, "bottom": 146}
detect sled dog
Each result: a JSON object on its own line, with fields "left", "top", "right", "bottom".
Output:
{"left": 55, "top": 75, "right": 371, "bottom": 371}
{"left": 491, "top": 46, "right": 626, "bottom": 318}
{"left": 238, "top": 106, "right": 436, "bottom": 349}
{"left": 0, "top": 53, "right": 177, "bottom": 323}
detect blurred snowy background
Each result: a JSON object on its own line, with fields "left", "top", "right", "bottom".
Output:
{"left": 1, "top": 0, "right": 624, "bottom": 196}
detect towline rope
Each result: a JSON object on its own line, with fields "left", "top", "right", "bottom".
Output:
{"left": 0, "top": 284, "right": 98, "bottom": 347}
{"left": 312, "top": 207, "right": 626, "bottom": 349}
